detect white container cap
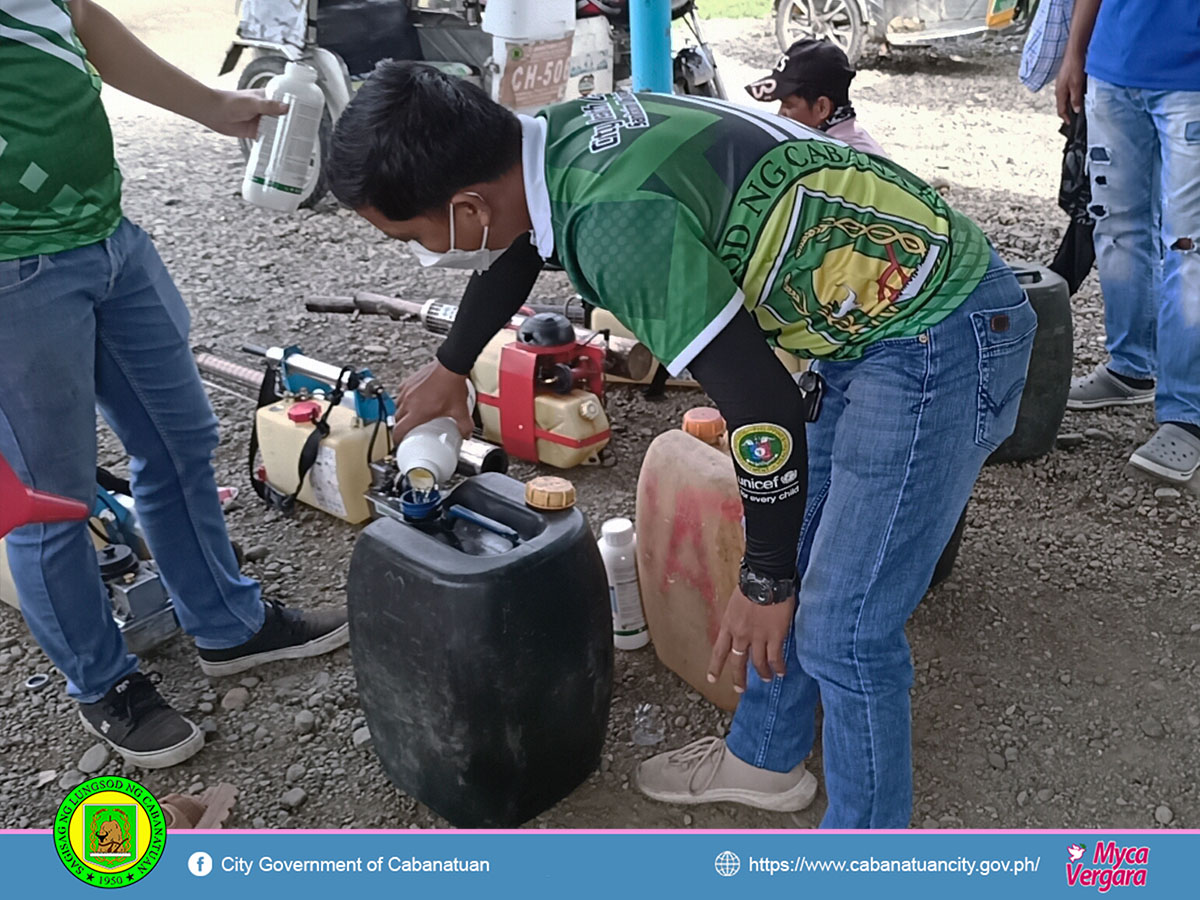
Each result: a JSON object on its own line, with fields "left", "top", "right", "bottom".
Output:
{"left": 601, "top": 517, "right": 634, "bottom": 547}
{"left": 482, "top": 0, "right": 575, "bottom": 41}
{"left": 283, "top": 62, "right": 317, "bottom": 82}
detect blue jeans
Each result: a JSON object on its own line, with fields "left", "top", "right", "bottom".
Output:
{"left": 1085, "top": 78, "right": 1200, "bottom": 427}
{"left": 726, "top": 253, "right": 1036, "bottom": 828}
{"left": 0, "top": 219, "right": 263, "bottom": 702}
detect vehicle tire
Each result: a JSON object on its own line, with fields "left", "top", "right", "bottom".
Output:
{"left": 774, "top": 0, "right": 866, "bottom": 65}
{"left": 670, "top": 0, "right": 696, "bottom": 19}
{"left": 236, "top": 55, "right": 332, "bottom": 209}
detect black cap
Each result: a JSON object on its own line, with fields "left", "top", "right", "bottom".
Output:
{"left": 745, "top": 39, "right": 856, "bottom": 103}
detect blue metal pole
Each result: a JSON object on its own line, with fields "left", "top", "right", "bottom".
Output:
{"left": 629, "top": 0, "right": 672, "bottom": 93}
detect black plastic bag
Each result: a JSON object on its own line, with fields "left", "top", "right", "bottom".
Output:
{"left": 1049, "top": 110, "right": 1095, "bottom": 295}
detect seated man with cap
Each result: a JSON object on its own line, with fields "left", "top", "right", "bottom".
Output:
{"left": 746, "top": 38, "right": 886, "bottom": 158}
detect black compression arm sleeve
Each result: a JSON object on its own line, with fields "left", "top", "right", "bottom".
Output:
{"left": 435, "top": 233, "right": 545, "bottom": 375}
{"left": 686, "top": 308, "right": 807, "bottom": 580}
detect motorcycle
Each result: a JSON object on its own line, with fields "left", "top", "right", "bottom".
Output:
{"left": 220, "top": 0, "right": 726, "bottom": 208}
{"left": 772, "top": 0, "right": 1035, "bottom": 65}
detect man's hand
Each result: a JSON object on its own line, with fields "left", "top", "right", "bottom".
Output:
{"left": 707, "top": 588, "right": 796, "bottom": 693}
{"left": 393, "top": 360, "right": 474, "bottom": 444}
{"left": 198, "top": 90, "right": 290, "bottom": 140}
{"left": 1055, "top": 52, "right": 1087, "bottom": 124}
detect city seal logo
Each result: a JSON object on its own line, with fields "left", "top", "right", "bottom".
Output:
{"left": 54, "top": 776, "right": 166, "bottom": 888}
{"left": 731, "top": 423, "right": 792, "bottom": 477}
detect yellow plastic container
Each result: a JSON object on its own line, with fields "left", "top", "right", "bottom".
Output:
{"left": 256, "top": 398, "right": 388, "bottom": 524}
{"left": 472, "top": 330, "right": 611, "bottom": 469}
{"left": 635, "top": 417, "right": 744, "bottom": 711}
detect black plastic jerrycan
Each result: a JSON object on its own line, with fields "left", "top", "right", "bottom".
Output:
{"left": 347, "top": 472, "right": 613, "bottom": 828}
{"left": 988, "top": 263, "right": 1073, "bottom": 465}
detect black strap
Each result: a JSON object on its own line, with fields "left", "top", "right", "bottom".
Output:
{"left": 96, "top": 467, "right": 131, "bottom": 497}
{"left": 249, "top": 364, "right": 353, "bottom": 516}
{"left": 288, "top": 405, "right": 334, "bottom": 511}
{"left": 249, "top": 364, "right": 290, "bottom": 511}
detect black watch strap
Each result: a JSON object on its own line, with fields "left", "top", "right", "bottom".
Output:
{"left": 739, "top": 562, "right": 796, "bottom": 606}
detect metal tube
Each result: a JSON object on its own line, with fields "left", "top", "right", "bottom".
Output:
{"left": 629, "top": 0, "right": 673, "bottom": 93}
{"left": 243, "top": 344, "right": 356, "bottom": 389}
{"left": 195, "top": 352, "right": 264, "bottom": 389}
{"left": 457, "top": 438, "right": 509, "bottom": 476}
{"left": 277, "top": 351, "right": 354, "bottom": 388}
{"left": 418, "top": 299, "right": 464, "bottom": 335}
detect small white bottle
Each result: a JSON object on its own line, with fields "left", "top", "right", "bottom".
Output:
{"left": 394, "top": 383, "right": 477, "bottom": 495}
{"left": 599, "top": 518, "right": 649, "bottom": 650}
{"left": 242, "top": 62, "right": 325, "bottom": 213}
{"left": 395, "top": 417, "right": 464, "bottom": 496}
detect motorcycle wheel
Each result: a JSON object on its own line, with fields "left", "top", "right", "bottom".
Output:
{"left": 774, "top": 0, "right": 866, "bottom": 65}
{"left": 670, "top": 0, "right": 697, "bottom": 19}
{"left": 236, "top": 55, "right": 332, "bottom": 209}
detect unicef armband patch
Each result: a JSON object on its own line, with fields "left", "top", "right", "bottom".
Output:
{"left": 731, "top": 423, "right": 793, "bottom": 476}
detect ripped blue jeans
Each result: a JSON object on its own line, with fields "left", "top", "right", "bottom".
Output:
{"left": 1085, "top": 78, "right": 1200, "bottom": 427}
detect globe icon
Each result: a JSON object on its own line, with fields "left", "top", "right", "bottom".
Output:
{"left": 714, "top": 850, "right": 741, "bottom": 877}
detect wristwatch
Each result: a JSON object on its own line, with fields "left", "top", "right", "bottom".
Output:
{"left": 738, "top": 562, "right": 796, "bottom": 606}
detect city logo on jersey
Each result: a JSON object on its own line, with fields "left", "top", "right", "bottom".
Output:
{"left": 758, "top": 183, "right": 947, "bottom": 352}
{"left": 582, "top": 90, "right": 650, "bottom": 153}
{"left": 731, "top": 424, "right": 792, "bottom": 477}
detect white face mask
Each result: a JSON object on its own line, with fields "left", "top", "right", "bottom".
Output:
{"left": 409, "top": 194, "right": 508, "bottom": 272}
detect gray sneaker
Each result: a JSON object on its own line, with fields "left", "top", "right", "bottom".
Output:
{"left": 1067, "top": 363, "right": 1155, "bottom": 410}
{"left": 635, "top": 736, "right": 817, "bottom": 812}
{"left": 1129, "top": 424, "right": 1200, "bottom": 483}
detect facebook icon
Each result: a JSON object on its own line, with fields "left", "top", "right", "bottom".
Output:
{"left": 188, "top": 851, "right": 214, "bottom": 877}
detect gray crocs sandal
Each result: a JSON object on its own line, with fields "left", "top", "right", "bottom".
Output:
{"left": 1068, "top": 363, "right": 1155, "bottom": 410}
{"left": 1129, "top": 424, "right": 1200, "bottom": 483}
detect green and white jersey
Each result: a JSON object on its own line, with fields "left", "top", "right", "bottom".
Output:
{"left": 538, "top": 92, "right": 992, "bottom": 374}
{"left": 0, "top": 0, "right": 122, "bottom": 260}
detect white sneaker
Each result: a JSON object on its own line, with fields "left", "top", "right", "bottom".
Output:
{"left": 635, "top": 736, "right": 817, "bottom": 812}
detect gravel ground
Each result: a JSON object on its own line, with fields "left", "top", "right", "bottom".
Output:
{"left": 1, "top": 18, "right": 1198, "bottom": 832}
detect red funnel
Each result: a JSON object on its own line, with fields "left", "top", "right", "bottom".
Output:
{"left": 0, "top": 453, "right": 90, "bottom": 539}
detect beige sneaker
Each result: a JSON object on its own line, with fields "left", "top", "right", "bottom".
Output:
{"left": 635, "top": 736, "right": 817, "bottom": 812}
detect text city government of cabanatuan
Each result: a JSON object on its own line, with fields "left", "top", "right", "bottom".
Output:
{"left": 221, "top": 855, "right": 491, "bottom": 875}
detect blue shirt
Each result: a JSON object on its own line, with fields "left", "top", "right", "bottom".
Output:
{"left": 1087, "top": 0, "right": 1200, "bottom": 90}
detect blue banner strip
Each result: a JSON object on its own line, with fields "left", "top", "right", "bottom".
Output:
{"left": 4, "top": 830, "right": 1196, "bottom": 897}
